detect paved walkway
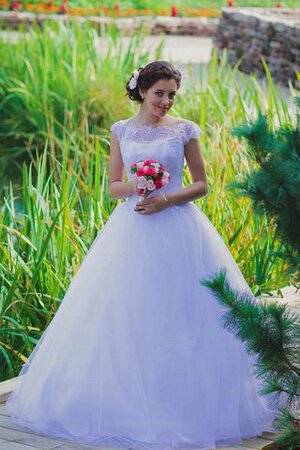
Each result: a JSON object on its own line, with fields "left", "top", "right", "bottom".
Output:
{"left": 262, "top": 285, "right": 300, "bottom": 318}
{"left": 93, "top": 34, "right": 293, "bottom": 103}
{"left": 1, "top": 31, "right": 294, "bottom": 103}
{"left": 0, "top": 31, "right": 213, "bottom": 64}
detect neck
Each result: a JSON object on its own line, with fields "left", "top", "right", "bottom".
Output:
{"left": 133, "top": 106, "right": 167, "bottom": 126}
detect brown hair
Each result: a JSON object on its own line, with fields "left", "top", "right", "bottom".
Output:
{"left": 125, "top": 60, "right": 181, "bottom": 104}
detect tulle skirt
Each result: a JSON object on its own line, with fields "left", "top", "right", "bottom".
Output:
{"left": 7, "top": 200, "right": 280, "bottom": 449}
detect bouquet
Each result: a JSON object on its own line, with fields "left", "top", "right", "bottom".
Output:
{"left": 130, "top": 159, "right": 171, "bottom": 202}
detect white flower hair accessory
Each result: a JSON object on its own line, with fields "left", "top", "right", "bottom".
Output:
{"left": 128, "top": 69, "right": 140, "bottom": 90}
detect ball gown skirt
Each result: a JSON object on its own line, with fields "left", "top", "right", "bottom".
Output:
{"left": 6, "top": 201, "right": 279, "bottom": 449}
{"left": 6, "top": 119, "right": 281, "bottom": 450}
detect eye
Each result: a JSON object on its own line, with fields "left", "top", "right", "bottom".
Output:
{"left": 155, "top": 92, "right": 163, "bottom": 96}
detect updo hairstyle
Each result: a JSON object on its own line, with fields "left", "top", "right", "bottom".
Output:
{"left": 125, "top": 60, "right": 182, "bottom": 104}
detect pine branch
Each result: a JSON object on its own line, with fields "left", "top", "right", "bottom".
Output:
{"left": 231, "top": 111, "right": 274, "bottom": 165}
{"left": 200, "top": 268, "right": 300, "bottom": 379}
{"left": 200, "top": 268, "right": 300, "bottom": 447}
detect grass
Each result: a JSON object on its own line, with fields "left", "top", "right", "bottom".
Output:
{"left": 0, "top": 21, "right": 298, "bottom": 381}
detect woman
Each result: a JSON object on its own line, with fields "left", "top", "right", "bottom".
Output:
{"left": 7, "top": 60, "right": 279, "bottom": 449}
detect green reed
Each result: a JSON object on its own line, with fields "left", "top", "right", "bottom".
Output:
{"left": 0, "top": 136, "right": 112, "bottom": 380}
{"left": 0, "top": 20, "right": 160, "bottom": 186}
{"left": 0, "top": 22, "right": 297, "bottom": 380}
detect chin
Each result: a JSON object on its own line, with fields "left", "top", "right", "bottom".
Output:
{"left": 158, "top": 108, "right": 169, "bottom": 114}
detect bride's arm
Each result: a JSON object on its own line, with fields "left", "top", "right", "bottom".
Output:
{"left": 109, "top": 132, "right": 135, "bottom": 199}
{"left": 166, "top": 137, "right": 208, "bottom": 206}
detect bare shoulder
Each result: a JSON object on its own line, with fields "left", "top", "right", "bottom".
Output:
{"left": 168, "top": 117, "right": 187, "bottom": 126}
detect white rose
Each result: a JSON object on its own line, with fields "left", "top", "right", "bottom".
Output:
{"left": 137, "top": 176, "right": 147, "bottom": 188}
{"left": 146, "top": 179, "right": 155, "bottom": 191}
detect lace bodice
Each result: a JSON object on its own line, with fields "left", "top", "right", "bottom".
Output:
{"left": 110, "top": 117, "right": 202, "bottom": 207}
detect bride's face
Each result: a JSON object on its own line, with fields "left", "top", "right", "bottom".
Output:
{"left": 139, "top": 78, "right": 178, "bottom": 117}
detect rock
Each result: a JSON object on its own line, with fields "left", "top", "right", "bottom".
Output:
{"left": 214, "top": 7, "right": 300, "bottom": 88}
{"left": 0, "top": 11, "right": 219, "bottom": 37}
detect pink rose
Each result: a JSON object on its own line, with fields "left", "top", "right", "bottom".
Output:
{"left": 146, "top": 167, "right": 156, "bottom": 176}
{"left": 137, "top": 168, "right": 146, "bottom": 176}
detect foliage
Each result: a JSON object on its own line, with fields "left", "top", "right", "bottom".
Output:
{"left": 201, "top": 268, "right": 300, "bottom": 448}
{"left": 1, "top": 0, "right": 299, "bottom": 13}
{"left": 229, "top": 96, "right": 300, "bottom": 281}
{"left": 0, "top": 21, "right": 298, "bottom": 380}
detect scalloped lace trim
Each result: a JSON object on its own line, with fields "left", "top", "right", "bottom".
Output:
{"left": 123, "top": 119, "right": 192, "bottom": 143}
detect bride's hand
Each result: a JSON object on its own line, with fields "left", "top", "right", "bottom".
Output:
{"left": 128, "top": 180, "right": 138, "bottom": 196}
{"left": 134, "top": 195, "right": 169, "bottom": 215}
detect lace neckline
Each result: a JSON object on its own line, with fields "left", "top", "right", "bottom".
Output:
{"left": 126, "top": 118, "right": 185, "bottom": 130}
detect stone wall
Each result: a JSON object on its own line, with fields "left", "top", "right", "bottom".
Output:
{"left": 0, "top": 12, "right": 218, "bottom": 37}
{"left": 214, "top": 7, "right": 300, "bottom": 88}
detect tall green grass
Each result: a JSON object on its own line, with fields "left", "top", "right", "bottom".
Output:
{"left": 0, "top": 22, "right": 297, "bottom": 381}
{"left": 0, "top": 140, "right": 111, "bottom": 380}
{"left": 0, "top": 21, "right": 161, "bottom": 187}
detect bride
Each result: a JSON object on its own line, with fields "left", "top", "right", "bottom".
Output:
{"left": 7, "top": 60, "right": 279, "bottom": 450}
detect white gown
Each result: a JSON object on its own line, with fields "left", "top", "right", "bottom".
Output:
{"left": 6, "top": 118, "right": 280, "bottom": 450}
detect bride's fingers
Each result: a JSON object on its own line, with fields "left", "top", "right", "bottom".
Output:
{"left": 138, "top": 207, "right": 155, "bottom": 213}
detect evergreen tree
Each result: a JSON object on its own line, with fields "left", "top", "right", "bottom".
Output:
{"left": 200, "top": 96, "right": 300, "bottom": 449}
{"left": 229, "top": 96, "right": 300, "bottom": 281}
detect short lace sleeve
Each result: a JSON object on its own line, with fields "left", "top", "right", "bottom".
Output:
{"left": 110, "top": 120, "right": 125, "bottom": 141}
{"left": 183, "top": 120, "right": 203, "bottom": 145}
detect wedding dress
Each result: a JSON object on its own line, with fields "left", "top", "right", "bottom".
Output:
{"left": 6, "top": 118, "right": 280, "bottom": 450}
